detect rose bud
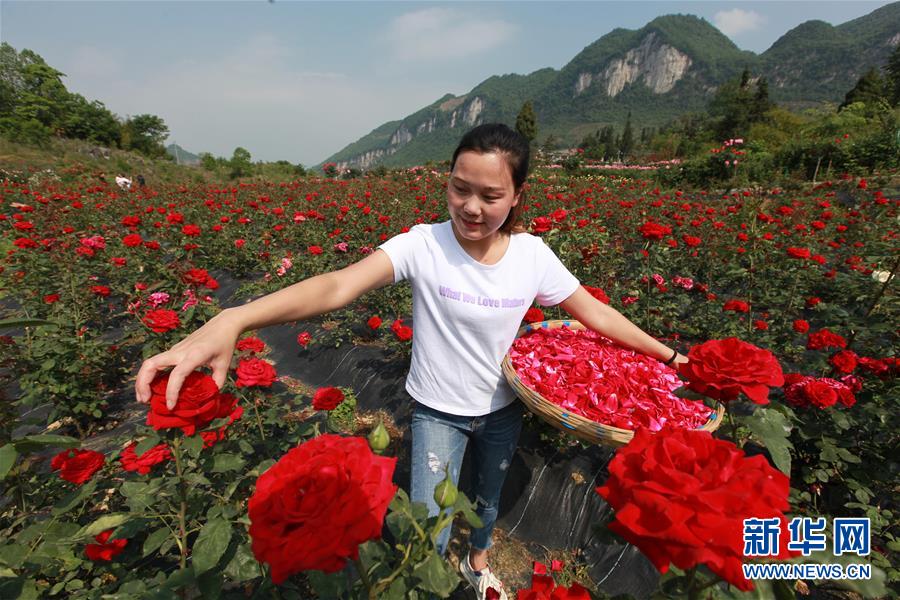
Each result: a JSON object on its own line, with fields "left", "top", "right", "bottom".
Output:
{"left": 367, "top": 420, "right": 390, "bottom": 455}
{"left": 433, "top": 467, "right": 458, "bottom": 510}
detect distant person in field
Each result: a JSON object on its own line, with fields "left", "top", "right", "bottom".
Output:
{"left": 115, "top": 174, "right": 132, "bottom": 191}
{"left": 136, "top": 174, "right": 146, "bottom": 188}
{"left": 136, "top": 123, "right": 687, "bottom": 600}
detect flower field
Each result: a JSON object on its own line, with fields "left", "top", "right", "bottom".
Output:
{"left": 0, "top": 166, "right": 897, "bottom": 599}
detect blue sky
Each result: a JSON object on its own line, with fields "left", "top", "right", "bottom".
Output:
{"left": 1, "top": 1, "right": 894, "bottom": 165}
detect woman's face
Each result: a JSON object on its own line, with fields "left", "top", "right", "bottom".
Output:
{"left": 447, "top": 150, "right": 520, "bottom": 243}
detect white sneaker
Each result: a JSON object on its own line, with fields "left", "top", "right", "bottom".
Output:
{"left": 458, "top": 554, "right": 508, "bottom": 600}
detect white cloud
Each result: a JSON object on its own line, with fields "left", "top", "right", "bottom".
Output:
{"left": 713, "top": 8, "right": 765, "bottom": 37}
{"left": 381, "top": 7, "right": 517, "bottom": 61}
{"left": 73, "top": 33, "right": 439, "bottom": 164}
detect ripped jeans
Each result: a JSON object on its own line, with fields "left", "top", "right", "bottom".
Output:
{"left": 409, "top": 400, "right": 523, "bottom": 556}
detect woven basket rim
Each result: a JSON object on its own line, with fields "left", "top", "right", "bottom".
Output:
{"left": 502, "top": 319, "right": 724, "bottom": 444}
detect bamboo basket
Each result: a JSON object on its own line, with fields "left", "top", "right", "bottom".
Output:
{"left": 501, "top": 319, "right": 725, "bottom": 447}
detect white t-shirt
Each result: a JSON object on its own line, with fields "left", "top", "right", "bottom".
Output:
{"left": 378, "top": 220, "right": 580, "bottom": 416}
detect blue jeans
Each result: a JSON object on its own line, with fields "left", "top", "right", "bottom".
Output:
{"left": 409, "top": 400, "right": 524, "bottom": 556}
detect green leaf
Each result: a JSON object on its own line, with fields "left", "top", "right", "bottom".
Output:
{"left": 183, "top": 435, "right": 204, "bottom": 459}
{"left": 210, "top": 453, "right": 245, "bottom": 473}
{"left": 162, "top": 567, "right": 196, "bottom": 591}
{"left": 412, "top": 552, "right": 459, "bottom": 596}
{"left": 142, "top": 528, "right": 170, "bottom": 558}
{"left": 52, "top": 480, "right": 97, "bottom": 516}
{"left": 12, "top": 434, "right": 80, "bottom": 453}
{"left": 133, "top": 433, "right": 162, "bottom": 457}
{"left": 836, "top": 448, "right": 861, "bottom": 464}
{"left": 75, "top": 514, "right": 130, "bottom": 540}
{"left": 0, "top": 445, "right": 17, "bottom": 479}
{"left": 307, "top": 570, "right": 351, "bottom": 599}
{"left": 249, "top": 459, "right": 276, "bottom": 477}
{"left": 192, "top": 517, "right": 232, "bottom": 576}
{"left": 111, "top": 518, "right": 150, "bottom": 541}
{"left": 224, "top": 543, "right": 261, "bottom": 584}
{"left": 742, "top": 408, "right": 793, "bottom": 474}
{"left": 794, "top": 551, "right": 887, "bottom": 598}
{"left": 452, "top": 492, "right": 483, "bottom": 529}
{"left": 197, "top": 570, "right": 222, "bottom": 599}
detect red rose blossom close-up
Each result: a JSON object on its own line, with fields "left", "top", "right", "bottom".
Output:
{"left": 248, "top": 434, "right": 397, "bottom": 582}
{"left": 678, "top": 337, "right": 784, "bottom": 404}
{"left": 50, "top": 448, "right": 105, "bottom": 485}
{"left": 596, "top": 427, "right": 796, "bottom": 591}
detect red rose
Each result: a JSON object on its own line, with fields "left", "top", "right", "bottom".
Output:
{"left": 682, "top": 235, "right": 702, "bottom": 247}
{"left": 524, "top": 307, "right": 545, "bottom": 323}
{"left": 43, "top": 293, "right": 60, "bottom": 304}
{"left": 235, "top": 357, "right": 277, "bottom": 388}
{"left": 122, "top": 233, "right": 142, "bottom": 247}
{"left": 147, "top": 371, "right": 235, "bottom": 436}
{"left": 753, "top": 320, "right": 768, "bottom": 330}
{"left": 792, "top": 319, "right": 810, "bottom": 334}
{"left": 236, "top": 336, "right": 267, "bottom": 353}
{"left": 50, "top": 448, "right": 105, "bottom": 485}
{"left": 91, "top": 285, "right": 111, "bottom": 297}
{"left": 787, "top": 247, "right": 811, "bottom": 259}
{"left": 248, "top": 434, "right": 398, "bottom": 582}
{"left": 722, "top": 300, "right": 749, "bottom": 313}
{"left": 182, "top": 267, "right": 210, "bottom": 285}
{"left": 142, "top": 308, "right": 180, "bottom": 333}
{"left": 596, "top": 427, "right": 795, "bottom": 591}
{"left": 830, "top": 350, "right": 858, "bottom": 374}
{"left": 297, "top": 331, "right": 312, "bottom": 347}
{"left": 312, "top": 387, "right": 345, "bottom": 410}
{"left": 308, "top": 245, "right": 323, "bottom": 255}
{"left": 182, "top": 224, "right": 201, "bottom": 236}
{"left": 85, "top": 529, "right": 128, "bottom": 561}
{"left": 120, "top": 441, "right": 172, "bottom": 474}
{"left": 582, "top": 285, "right": 609, "bottom": 304}
{"left": 367, "top": 316, "right": 382, "bottom": 330}
{"left": 391, "top": 319, "right": 413, "bottom": 341}
{"left": 531, "top": 217, "right": 552, "bottom": 233}
{"left": 639, "top": 221, "right": 672, "bottom": 241}
{"left": 516, "top": 563, "right": 589, "bottom": 599}
{"left": 783, "top": 374, "right": 854, "bottom": 409}
{"left": 679, "top": 337, "right": 784, "bottom": 404}
{"left": 807, "top": 329, "right": 847, "bottom": 351}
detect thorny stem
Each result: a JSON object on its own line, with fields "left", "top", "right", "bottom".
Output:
{"left": 172, "top": 437, "right": 188, "bottom": 571}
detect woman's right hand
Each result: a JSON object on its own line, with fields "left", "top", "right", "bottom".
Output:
{"left": 135, "top": 308, "right": 244, "bottom": 410}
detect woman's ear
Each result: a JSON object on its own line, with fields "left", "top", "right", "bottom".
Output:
{"left": 512, "top": 188, "right": 522, "bottom": 207}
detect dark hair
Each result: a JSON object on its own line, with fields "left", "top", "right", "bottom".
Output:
{"left": 450, "top": 123, "right": 530, "bottom": 234}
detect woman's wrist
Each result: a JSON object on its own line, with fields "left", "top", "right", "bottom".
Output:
{"left": 661, "top": 347, "right": 679, "bottom": 366}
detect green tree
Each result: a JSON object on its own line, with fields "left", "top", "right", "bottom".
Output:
{"left": 840, "top": 67, "right": 887, "bottom": 110}
{"left": 750, "top": 77, "right": 773, "bottom": 123}
{"left": 884, "top": 44, "right": 900, "bottom": 106}
{"left": 123, "top": 113, "right": 169, "bottom": 157}
{"left": 229, "top": 147, "right": 253, "bottom": 179}
{"left": 618, "top": 112, "right": 635, "bottom": 159}
{"left": 199, "top": 152, "right": 218, "bottom": 171}
{"left": 515, "top": 100, "right": 537, "bottom": 143}
{"left": 62, "top": 94, "right": 120, "bottom": 146}
{"left": 540, "top": 133, "right": 558, "bottom": 155}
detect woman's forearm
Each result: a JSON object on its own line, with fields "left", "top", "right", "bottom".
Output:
{"left": 593, "top": 302, "right": 678, "bottom": 362}
{"left": 222, "top": 271, "right": 345, "bottom": 333}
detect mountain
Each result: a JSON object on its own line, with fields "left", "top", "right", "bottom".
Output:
{"left": 166, "top": 143, "right": 201, "bottom": 166}
{"left": 761, "top": 3, "right": 900, "bottom": 102}
{"left": 321, "top": 5, "right": 900, "bottom": 169}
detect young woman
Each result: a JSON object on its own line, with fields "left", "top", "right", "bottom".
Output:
{"left": 135, "top": 123, "right": 687, "bottom": 600}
